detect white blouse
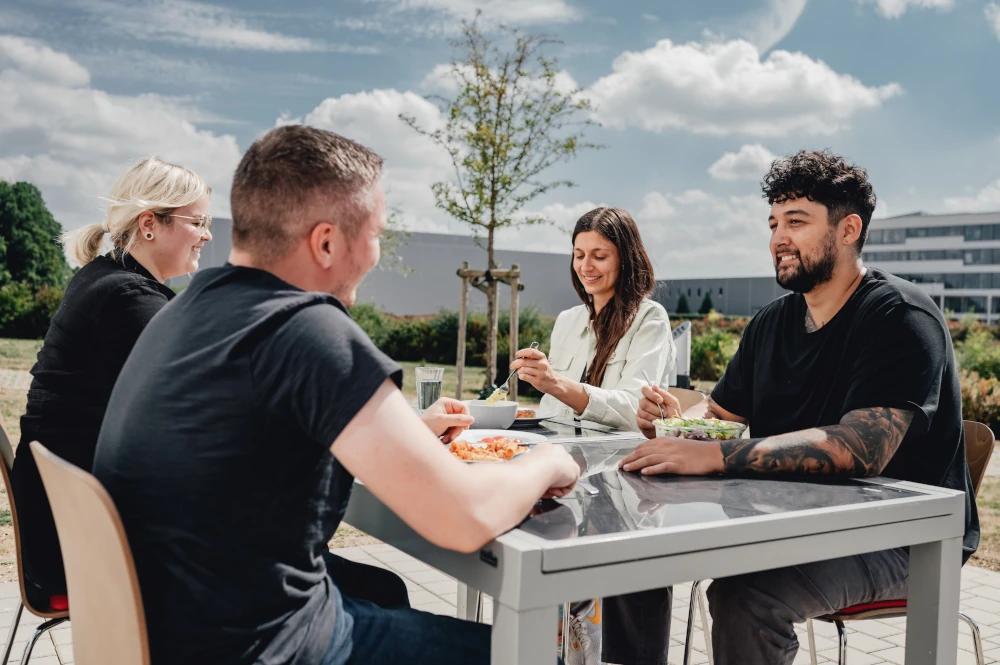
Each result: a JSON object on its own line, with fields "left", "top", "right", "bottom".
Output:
{"left": 539, "top": 299, "right": 675, "bottom": 432}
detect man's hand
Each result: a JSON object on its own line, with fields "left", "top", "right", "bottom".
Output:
{"left": 420, "top": 398, "right": 475, "bottom": 443}
{"left": 510, "top": 347, "right": 561, "bottom": 394}
{"left": 619, "top": 437, "right": 724, "bottom": 476}
{"left": 637, "top": 385, "right": 683, "bottom": 439}
{"left": 517, "top": 442, "right": 581, "bottom": 498}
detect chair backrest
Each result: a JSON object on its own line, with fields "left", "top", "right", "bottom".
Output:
{"left": 668, "top": 387, "right": 708, "bottom": 415}
{"left": 0, "top": 421, "right": 64, "bottom": 618}
{"left": 30, "top": 441, "right": 150, "bottom": 665}
{"left": 964, "top": 420, "right": 995, "bottom": 497}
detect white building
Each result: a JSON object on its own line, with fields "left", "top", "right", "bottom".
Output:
{"left": 863, "top": 211, "right": 1000, "bottom": 321}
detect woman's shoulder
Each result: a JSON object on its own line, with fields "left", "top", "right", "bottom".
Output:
{"left": 635, "top": 298, "right": 670, "bottom": 324}
{"left": 72, "top": 256, "right": 173, "bottom": 305}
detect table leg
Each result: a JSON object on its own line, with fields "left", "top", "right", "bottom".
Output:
{"left": 491, "top": 602, "right": 558, "bottom": 665}
{"left": 456, "top": 582, "right": 481, "bottom": 622}
{"left": 905, "top": 536, "right": 962, "bottom": 665}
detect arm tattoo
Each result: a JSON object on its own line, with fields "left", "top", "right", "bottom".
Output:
{"left": 804, "top": 310, "right": 819, "bottom": 333}
{"left": 719, "top": 407, "right": 914, "bottom": 477}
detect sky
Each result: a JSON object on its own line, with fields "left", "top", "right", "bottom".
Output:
{"left": 1, "top": 0, "right": 998, "bottom": 278}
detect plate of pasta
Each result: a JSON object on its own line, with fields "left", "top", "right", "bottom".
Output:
{"left": 447, "top": 430, "right": 546, "bottom": 463}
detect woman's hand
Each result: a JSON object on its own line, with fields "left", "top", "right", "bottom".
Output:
{"left": 420, "top": 398, "right": 475, "bottom": 443}
{"left": 636, "top": 385, "right": 682, "bottom": 439}
{"left": 510, "top": 347, "right": 562, "bottom": 395}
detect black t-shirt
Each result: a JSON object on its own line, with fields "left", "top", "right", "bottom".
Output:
{"left": 13, "top": 253, "right": 174, "bottom": 596}
{"left": 712, "top": 269, "right": 979, "bottom": 561}
{"left": 92, "top": 265, "right": 402, "bottom": 665}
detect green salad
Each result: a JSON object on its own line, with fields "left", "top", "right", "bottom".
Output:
{"left": 653, "top": 417, "right": 746, "bottom": 441}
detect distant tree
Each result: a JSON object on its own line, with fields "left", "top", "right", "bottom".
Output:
{"left": 699, "top": 290, "right": 715, "bottom": 315}
{"left": 0, "top": 182, "right": 69, "bottom": 288}
{"left": 401, "top": 14, "right": 601, "bottom": 385}
{"left": 675, "top": 293, "right": 691, "bottom": 314}
{"left": 378, "top": 208, "right": 413, "bottom": 276}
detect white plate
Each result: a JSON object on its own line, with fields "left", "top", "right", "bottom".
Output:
{"left": 511, "top": 411, "right": 557, "bottom": 426}
{"left": 453, "top": 429, "right": 547, "bottom": 445}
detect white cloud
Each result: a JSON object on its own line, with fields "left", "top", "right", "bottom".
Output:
{"left": 588, "top": 38, "right": 902, "bottom": 137}
{"left": 744, "top": 0, "right": 808, "bottom": 53}
{"left": 0, "top": 37, "right": 242, "bottom": 232}
{"left": 384, "top": 0, "right": 579, "bottom": 25}
{"left": 80, "top": 0, "right": 370, "bottom": 53}
{"left": 0, "top": 35, "right": 89, "bottom": 87}
{"left": 944, "top": 180, "right": 1000, "bottom": 213}
{"left": 708, "top": 144, "right": 778, "bottom": 181}
{"left": 860, "top": 0, "right": 953, "bottom": 19}
{"left": 294, "top": 89, "right": 454, "bottom": 232}
{"left": 637, "top": 190, "right": 774, "bottom": 278}
{"left": 986, "top": 2, "right": 1000, "bottom": 40}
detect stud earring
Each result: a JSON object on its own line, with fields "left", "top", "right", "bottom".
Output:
{"left": 145, "top": 232, "right": 154, "bottom": 240}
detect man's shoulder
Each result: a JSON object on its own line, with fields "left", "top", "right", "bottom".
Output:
{"left": 860, "top": 269, "right": 945, "bottom": 322}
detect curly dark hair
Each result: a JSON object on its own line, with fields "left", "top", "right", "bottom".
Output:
{"left": 761, "top": 150, "right": 877, "bottom": 253}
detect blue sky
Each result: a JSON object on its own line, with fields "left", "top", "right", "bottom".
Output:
{"left": 1, "top": 0, "right": 999, "bottom": 277}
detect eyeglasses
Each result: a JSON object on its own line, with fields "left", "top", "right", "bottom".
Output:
{"left": 169, "top": 214, "right": 212, "bottom": 232}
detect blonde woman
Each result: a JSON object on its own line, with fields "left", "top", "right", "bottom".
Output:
{"left": 11, "top": 157, "right": 212, "bottom": 609}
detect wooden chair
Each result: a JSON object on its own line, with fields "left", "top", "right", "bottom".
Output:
{"left": 0, "top": 422, "right": 68, "bottom": 665}
{"left": 29, "top": 441, "right": 150, "bottom": 665}
{"left": 805, "top": 420, "right": 996, "bottom": 665}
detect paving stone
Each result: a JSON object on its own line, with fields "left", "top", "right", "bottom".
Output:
{"left": 819, "top": 645, "right": 885, "bottom": 665}
{"left": 369, "top": 550, "right": 419, "bottom": 564}
{"left": 54, "top": 641, "right": 73, "bottom": 663}
{"left": 420, "top": 579, "right": 458, "bottom": 596}
{"left": 401, "top": 569, "right": 452, "bottom": 585}
{"left": 849, "top": 620, "right": 904, "bottom": 639}
{"left": 386, "top": 559, "right": 433, "bottom": 573}
{"left": 436, "top": 592, "right": 458, "bottom": 605}
{"left": 406, "top": 589, "right": 441, "bottom": 606}
{"left": 966, "top": 597, "right": 1000, "bottom": 614}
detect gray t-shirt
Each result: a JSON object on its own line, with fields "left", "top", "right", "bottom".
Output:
{"left": 93, "top": 265, "right": 401, "bottom": 665}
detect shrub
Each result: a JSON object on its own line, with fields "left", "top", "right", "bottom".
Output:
{"left": 955, "top": 330, "right": 1000, "bottom": 380}
{"left": 0, "top": 282, "right": 62, "bottom": 338}
{"left": 690, "top": 330, "right": 740, "bottom": 382}
{"left": 675, "top": 293, "right": 690, "bottom": 314}
{"left": 698, "top": 291, "right": 715, "bottom": 315}
{"left": 960, "top": 370, "right": 1000, "bottom": 427}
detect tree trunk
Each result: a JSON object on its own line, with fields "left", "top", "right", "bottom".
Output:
{"left": 485, "top": 226, "right": 498, "bottom": 387}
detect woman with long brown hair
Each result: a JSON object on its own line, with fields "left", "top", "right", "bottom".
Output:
{"left": 511, "top": 207, "right": 678, "bottom": 431}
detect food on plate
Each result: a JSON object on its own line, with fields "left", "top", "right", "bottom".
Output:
{"left": 484, "top": 388, "right": 507, "bottom": 405}
{"left": 516, "top": 409, "right": 536, "bottom": 419}
{"left": 449, "top": 436, "right": 527, "bottom": 462}
{"left": 653, "top": 416, "right": 747, "bottom": 441}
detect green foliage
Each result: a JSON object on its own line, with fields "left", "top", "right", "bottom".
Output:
{"left": 956, "top": 330, "right": 1000, "bottom": 380}
{"left": 690, "top": 330, "right": 740, "bottom": 382}
{"left": 961, "top": 370, "right": 1000, "bottom": 426}
{"left": 0, "top": 182, "right": 70, "bottom": 289}
{"left": 0, "top": 282, "right": 62, "bottom": 338}
{"left": 698, "top": 291, "right": 715, "bottom": 315}
{"left": 675, "top": 293, "right": 690, "bottom": 314}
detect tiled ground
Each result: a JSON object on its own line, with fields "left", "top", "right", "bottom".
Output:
{"left": 5, "top": 547, "right": 999, "bottom": 665}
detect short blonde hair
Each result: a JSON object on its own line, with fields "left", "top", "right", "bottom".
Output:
{"left": 230, "top": 125, "right": 383, "bottom": 264}
{"left": 62, "top": 157, "right": 211, "bottom": 266}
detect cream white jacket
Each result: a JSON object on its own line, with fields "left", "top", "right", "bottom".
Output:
{"left": 539, "top": 299, "right": 675, "bottom": 432}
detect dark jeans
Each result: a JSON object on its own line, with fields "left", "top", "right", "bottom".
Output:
{"left": 321, "top": 551, "right": 491, "bottom": 665}
{"left": 602, "top": 549, "right": 910, "bottom": 665}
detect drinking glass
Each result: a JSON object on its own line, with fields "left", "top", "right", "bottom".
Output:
{"left": 415, "top": 366, "right": 444, "bottom": 412}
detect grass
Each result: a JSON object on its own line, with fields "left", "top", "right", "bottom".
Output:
{"left": 0, "top": 339, "right": 42, "bottom": 371}
{"left": 970, "top": 476, "right": 1000, "bottom": 571}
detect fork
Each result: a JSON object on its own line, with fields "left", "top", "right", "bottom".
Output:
{"left": 641, "top": 370, "right": 666, "bottom": 420}
{"left": 494, "top": 341, "right": 539, "bottom": 398}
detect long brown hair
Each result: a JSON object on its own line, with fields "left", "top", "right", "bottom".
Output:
{"left": 571, "top": 208, "right": 655, "bottom": 387}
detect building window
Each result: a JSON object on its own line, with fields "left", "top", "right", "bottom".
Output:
{"left": 967, "top": 296, "right": 988, "bottom": 313}
{"left": 687, "top": 288, "right": 691, "bottom": 296}
{"left": 885, "top": 229, "right": 906, "bottom": 244}
{"left": 718, "top": 288, "right": 724, "bottom": 295}
{"left": 868, "top": 229, "right": 884, "bottom": 244}
{"left": 697, "top": 288, "right": 701, "bottom": 296}
{"left": 944, "top": 296, "right": 963, "bottom": 312}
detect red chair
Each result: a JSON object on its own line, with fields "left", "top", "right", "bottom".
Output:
{"left": 0, "top": 420, "right": 69, "bottom": 665}
{"left": 806, "top": 420, "right": 995, "bottom": 665}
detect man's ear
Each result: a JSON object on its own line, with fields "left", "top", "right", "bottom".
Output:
{"left": 840, "top": 213, "right": 863, "bottom": 247}
{"left": 310, "top": 222, "right": 338, "bottom": 269}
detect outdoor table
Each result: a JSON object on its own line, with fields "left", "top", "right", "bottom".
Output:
{"left": 344, "top": 432, "right": 966, "bottom": 665}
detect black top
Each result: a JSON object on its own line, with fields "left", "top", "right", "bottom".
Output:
{"left": 12, "top": 253, "right": 174, "bottom": 598}
{"left": 712, "top": 268, "right": 979, "bottom": 561}
{"left": 93, "top": 265, "right": 402, "bottom": 665}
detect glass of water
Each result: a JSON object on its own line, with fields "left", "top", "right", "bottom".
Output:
{"left": 415, "top": 366, "right": 444, "bottom": 412}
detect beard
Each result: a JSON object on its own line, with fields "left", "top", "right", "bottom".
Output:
{"left": 775, "top": 231, "right": 837, "bottom": 293}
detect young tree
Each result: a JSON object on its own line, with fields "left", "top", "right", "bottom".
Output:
{"left": 675, "top": 293, "right": 691, "bottom": 315}
{"left": 377, "top": 208, "right": 413, "bottom": 276}
{"left": 699, "top": 290, "right": 715, "bottom": 315}
{"left": 0, "top": 182, "right": 69, "bottom": 288}
{"left": 401, "top": 15, "right": 601, "bottom": 385}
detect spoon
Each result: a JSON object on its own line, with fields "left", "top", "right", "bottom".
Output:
{"left": 641, "top": 370, "right": 666, "bottom": 421}
{"left": 494, "top": 341, "right": 539, "bottom": 398}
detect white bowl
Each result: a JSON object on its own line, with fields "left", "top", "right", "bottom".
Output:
{"left": 463, "top": 400, "right": 518, "bottom": 429}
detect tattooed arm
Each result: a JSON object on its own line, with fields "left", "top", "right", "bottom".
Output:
{"left": 620, "top": 406, "right": 913, "bottom": 477}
